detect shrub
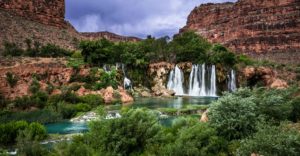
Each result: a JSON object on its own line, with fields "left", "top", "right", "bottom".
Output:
{"left": 46, "top": 82, "right": 55, "bottom": 94}
{"left": 0, "top": 121, "right": 28, "bottom": 145}
{"left": 75, "top": 103, "right": 92, "bottom": 112}
{"left": 289, "top": 97, "right": 300, "bottom": 122}
{"left": 40, "top": 44, "right": 72, "bottom": 57}
{"left": 57, "top": 102, "right": 77, "bottom": 119}
{"left": 2, "top": 41, "right": 23, "bottom": 56}
{"left": 5, "top": 72, "right": 18, "bottom": 88}
{"left": 208, "top": 88, "right": 258, "bottom": 140}
{"left": 160, "top": 123, "right": 228, "bottom": 156}
{"left": 13, "top": 96, "right": 33, "bottom": 109}
{"left": 237, "top": 123, "right": 300, "bottom": 156}
{"left": 95, "top": 69, "right": 118, "bottom": 89}
{"left": 80, "top": 94, "right": 104, "bottom": 107}
{"left": 29, "top": 78, "right": 41, "bottom": 94}
{"left": 31, "top": 91, "right": 48, "bottom": 108}
{"left": 255, "top": 88, "right": 293, "bottom": 123}
{"left": 86, "top": 109, "right": 161, "bottom": 155}
{"left": 16, "top": 124, "right": 48, "bottom": 156}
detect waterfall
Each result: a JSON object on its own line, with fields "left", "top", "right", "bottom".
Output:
{"left": 200, "top": 64, "right": 206, "bottom": 96}
{"left": 120, "top": 64, "right": 132, "bottom": 90}
{"left": 209, "top": 65, "right": 217, "bottom": 96}
{"left": 168, "top": 64, "right": 217, "bottom": 97}
{"left": 188, "top": 65, "right": 200, "bottom": 96}
{"left": 167, "top": 65, "right": 184, "bottom": 95}
{"left": 228, "top": 70, "right": 237, "bottom": 92}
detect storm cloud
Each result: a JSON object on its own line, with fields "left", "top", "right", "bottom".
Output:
{"left": 66, "top": 0, "right": 236, "bottom": 38}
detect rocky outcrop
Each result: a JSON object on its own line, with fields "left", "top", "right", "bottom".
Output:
{"left": 243, "top": 66, "right": 288, "bottom": 89}
{"left": 181, "top": 0, "right": 300, "bottom": 63}
{"left": 0, "top": 0, "right": 141, "bottom": 50}
{"left": 148, "top": 62, "right": 175, "bottom": 97}
{"left": 0, "top": 0, "right": 66, "bottom": 28}
{"left": 81, "top": 31, "right": 141, "bottom": 42}
{"left": 0, "top": 58, "right": 74, "bottom": 99}
{"left": 76, "top": 86, "right": 134, "bottom": 104}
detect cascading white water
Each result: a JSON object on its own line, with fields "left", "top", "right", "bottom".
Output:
{"left": 188, "top": 65, "right": 200, "bottom": 96}
{"left": 168, "top": 64, "right": 217, "bottom": 96}
{"left": 120, "top": 64, "right": 132, "bottom": 90}
{"left": 209, "top": 65, "right": 217, "bottom": 96}
{"left": 167, "top": 65, "right": 184, "bottom": 95}
{"left": 228, "top": 70, "right": 237, "bottom": 92}
{"left": 200, "top": 64, "right": 206, "bottom": 96}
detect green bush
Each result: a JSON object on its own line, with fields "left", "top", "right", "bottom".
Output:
{"left": 255, "top": 88, "right": 293, "bottom": 123}
{"left": 29, "top": 78, "right": 41, "bottom": 94}
{"left": 94, "top": 69, "right": 118, "bottom": 89}
{"left": 5, "top": 72, "right": 18, "bottom": 88}
{"left": 237, "top": 123, "right": 300, "bottom": 156}
{"left": 75, "top": 103, "right": 92, "bottom": 112}
{"left": 16, "top": 124, "right": 48, "bottom": 156}
{"left": 161, "top": 123, "right": 228, "bottom": 156}
{"left": 289, "top": 97, "right": 300, "bottom": 122}
{"left": 208, "top": 88, "right": 258, "bottom": 140}
{"left": 2, "top": 41, "right": 23, "bottom": 56}
{"left": 0, "top": 121, "right": 28, "bottom": 145}
{"left": 86, "top": 109, "right": 161, "bottom": 155}
{"left": 80, "top": 94, "right": 104, "bottom": 107}
{"left": 40, "top": 44, "right": 72, "bottom": 57}
{"left": 0, "top": 121, "right": 45, "bottom": 146}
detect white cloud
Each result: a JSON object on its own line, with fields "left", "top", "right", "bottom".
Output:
{"left": 66, "top": 0, "right": 237, "bottom": 38}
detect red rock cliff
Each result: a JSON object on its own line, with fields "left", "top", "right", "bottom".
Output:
{"left": 181, "top": 0, "right": 300, "bottom": 63}
{"left": 0, "top": 0, "right": 141, "bottom": 50}
{"left": 0, "top": 0, "right": 67, "bottom": 28}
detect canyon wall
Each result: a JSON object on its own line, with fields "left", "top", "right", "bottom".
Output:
{"left": 0, "top": 0, "right": 67, "bottom": 28}
{"left": 181, "top": 0, "right": 300, "bottom": 63}
{"left": 0, "top": 0, "right": 140, "bottom": 50}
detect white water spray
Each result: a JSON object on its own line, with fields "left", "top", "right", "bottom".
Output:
{"left": 167, "top": 65, "right": 184, "bottom": 95}
{"left": 228, "top": 70, "right": 237, "bottom": 92}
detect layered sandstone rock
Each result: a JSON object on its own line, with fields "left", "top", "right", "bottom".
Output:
{"left": 0, "top": 0, "right": 141, "bottom": 50}
{"left": 0, "top": 0, "right": 66, "bottom": 28}
{"left": 0, "top": 58, "right": 74, "bottom": 99}
{"left": 181, "top": 0, "right": 300, "bottom": 63}
{"left": 148, "top": 62, "right": 176, "bottom": 96}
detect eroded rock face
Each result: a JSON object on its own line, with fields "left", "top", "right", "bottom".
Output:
{"left": 148, "top": 62, "right": 176, "bottom": 97}
{"left": 0, "top": 58, "right": 73, "bottom": 99}
{"left": 0, "top": 0, "right": 66, "bottom": 28}
{"left": 243, "top": 66, "right": 288, "bottom": 89}
{"left": 76, "top": 86, "right": 134, "bottom": 104}
{"left": 0, "top": 0, "right": 141, "bottom": 50}
{"left": 181, "top": 0, "right": 300, "bottom": 63}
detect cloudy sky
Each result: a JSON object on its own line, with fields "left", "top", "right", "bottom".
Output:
{"left": 66, "top": 0, "right": 236, "bottom": 38}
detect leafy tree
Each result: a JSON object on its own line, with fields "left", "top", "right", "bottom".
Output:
{"left": 209, "top": 44, "right": 237, "bottom": 66}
